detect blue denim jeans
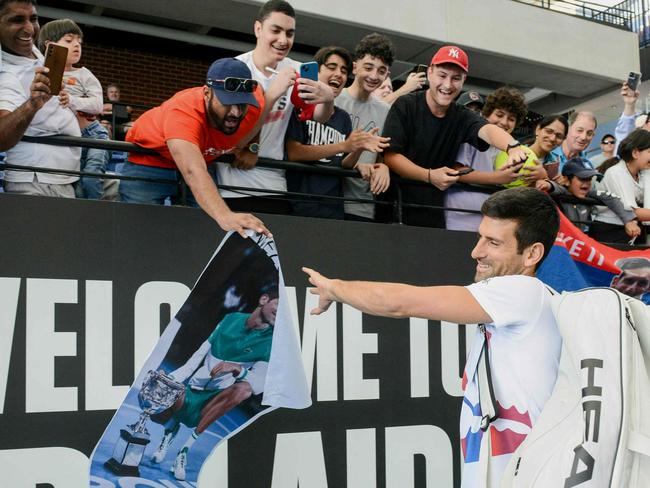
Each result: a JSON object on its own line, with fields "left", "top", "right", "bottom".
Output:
{"left": 77, "top": 121, "right": 110, "bottom": 199}
{"left": 119, "top": 161, "right": 184, "bottom": 205}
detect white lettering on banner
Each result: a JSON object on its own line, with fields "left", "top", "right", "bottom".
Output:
{"left": 25, "top": 279, "right": 78, "bottom": 413}
{"left": 568, "top": 239, "right": 585, "bottom": 257}
{"left": 0, "top": 447, "right": 89, "bottom": 487}
{"left": 343, "top": 305, "right": 379, "bottom": 400}
{"left": 556, "top": 233, "right": 605, "bottom": 266}
{"left": 440, "top": 321, "right": 477, "bottom": 397}
{"left": 299, "top": 290, "right": 338, "bottom": 401}
{"left": 385, "top": 425, "right": 454, "bottom": 487}
{"left": 85, "top": 281, "right": 129, "bottom": 411}
{"left": 133, "top": 281, "right": 190, "bottom": 378}
{"left": 271, "top": 432, "right": 328, "bottom": 488}
{"left": 409, "top": 318, "right": 429, "bottom": 398}
{"left": 346, "top": 428, "right": 377, "bottom": 487}
{"left": 0, "top": 277, "right": 20, "bottom": 414}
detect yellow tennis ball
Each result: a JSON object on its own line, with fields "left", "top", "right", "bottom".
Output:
{"left": 494, "top": 147, "right": 539, "bottom": 188}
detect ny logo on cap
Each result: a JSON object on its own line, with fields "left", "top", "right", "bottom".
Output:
{"left": 448, "top": 48, "right": 460, "bottom": 59}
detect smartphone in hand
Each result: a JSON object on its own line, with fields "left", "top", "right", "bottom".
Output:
{"left": 627, "top": 71, "right": 641, "bottom": 92}
{"left": 44, "top": 43, "right": 68, "bottom": 96}
{"left": 455, "top": 167, "right": 474, "bottom": 176}
{"left": 300, "top": 61, "right": 319, "bottom": 82}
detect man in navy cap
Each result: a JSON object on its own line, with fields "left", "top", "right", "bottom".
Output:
{"left": 121, "top": 57, "right": 271, "bottom": 237}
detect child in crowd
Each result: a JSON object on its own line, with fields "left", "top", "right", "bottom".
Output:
{"left": 444, "top": 87, "right": 528, "bottom": 231}
{"left": 285, "top": 46, "right": 389, "bottom": 219}
{"left": 536, "top": 157, "right": 640, "bottom": 238}
{"left": 334, "top": 33, "right": 393, "bottom": 222}
{"left": 591, "top": 129, "right": 650, "bottom": 243}
{"left": 39, "top": 19, "right": 111, "bottom": 200}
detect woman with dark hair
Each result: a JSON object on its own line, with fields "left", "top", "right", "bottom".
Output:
{"left": 591, "top": 129, "right": 650, "bottom": 243}
{"left": 530, "top": 115, "right": 569, "bottom": 164}
{"left": 494, "top": 114, "right": 568, "bottom": 187}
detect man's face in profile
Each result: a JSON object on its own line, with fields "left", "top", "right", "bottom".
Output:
{"left": 611, "top": 267, "right": 650, "bottom": 298}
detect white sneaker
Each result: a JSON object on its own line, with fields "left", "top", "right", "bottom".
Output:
{"left": 152, "top": 430, "right": 176, "bottom": 463}
{"left": 172, "top": 448, "right": 187, "bottom": 481}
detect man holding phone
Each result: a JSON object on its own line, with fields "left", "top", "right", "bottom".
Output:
{"left": 615, "top": 73, "right": 650, "bottom": 151}
{"left": 216, "top": 0, "right": 335, "bottom": 215}
{"left": 0, "top": 0, "right": 81, "bottom": 198}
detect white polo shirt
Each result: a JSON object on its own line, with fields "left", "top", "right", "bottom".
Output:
{"left": 0, "top": 47, "right": 80, "bottom": 184}
{"left": 216, "top": 51, "right": 300, "bottom": 198}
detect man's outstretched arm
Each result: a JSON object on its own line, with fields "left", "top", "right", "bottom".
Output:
{"left": 167, "top": 138, "right": 271, "bottom": 237}
{"left": 302, "top": 267, "right": 491, "bottom": 325}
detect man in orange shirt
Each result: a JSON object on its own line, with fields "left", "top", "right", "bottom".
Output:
{"left": 121, "top": 57, "right": 270, "bottom": 237}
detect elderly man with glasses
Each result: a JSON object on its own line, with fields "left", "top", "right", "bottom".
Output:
{"left": 120, "top": 57, "right": 270, "bottom": 238}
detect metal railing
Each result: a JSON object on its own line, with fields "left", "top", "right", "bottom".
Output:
{"left": 600, "top": 0, "right": 650, "bottom": 45}
{"left": 512, "top": 0, "right": 635, "bottom": 29}
{"left": 1, "top": 134, "right": 638, "bottom": 243}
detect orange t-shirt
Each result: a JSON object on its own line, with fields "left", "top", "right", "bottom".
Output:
{"left": 126, "top": 86, "right": 264, "bottom": 169}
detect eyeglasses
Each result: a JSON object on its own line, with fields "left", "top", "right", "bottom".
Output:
{"left": 541, "top": 127, "right": 565, "bottom": 140}
{"left": 602, "top": 140, "right": 615, "bottom": 145}
{"left": 207, "top": 77, "right": 258, "bottom": 93}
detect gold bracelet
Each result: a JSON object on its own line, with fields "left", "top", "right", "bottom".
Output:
{"left": 427, "top": 168, "right": 431, "bottom": 184}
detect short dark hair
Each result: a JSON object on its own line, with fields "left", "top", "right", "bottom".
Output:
{"left": 0, "top": 0, "right": 37, "bottom": 13}
{"left": 536, "top": 114, "right": 569, "bottom": 137}
{"left": 260, "top": 283, "right": 279, "bottom": 301}
{"left": 353, "top": 32, "right": 394, "bottom": 66}
{"left": 601, "top": 133, "right": 615, "bottom": 143}
{"left": 481, "top": 187, "right": 559, "bottom": 267}
{"left": 481, "top": 87, "right": 527, "bottom": 127}
{"left": 38, "top": 18, "right": 82, "bottom": 52}
{"left": 314, "top": 46, "right": 352, "bottom": 73}
{"left": 617, "top": 128, "right": 650, "bottom": 162}
{"left": 256, "top": 0, "right": 295, "bottom": 22}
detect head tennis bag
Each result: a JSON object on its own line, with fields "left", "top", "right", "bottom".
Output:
{"left": 500, "top": 287, "right": 650, "bottom": 487}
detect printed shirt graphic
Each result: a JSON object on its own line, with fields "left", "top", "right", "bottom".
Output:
{"left": 461, "top": 275, "right": 562, "bottom": 487}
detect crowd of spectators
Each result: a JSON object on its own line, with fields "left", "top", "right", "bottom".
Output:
{"left": 1, "top": 0, "right": 649, "bottom": 245}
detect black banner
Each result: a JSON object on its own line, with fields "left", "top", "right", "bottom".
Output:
{"left": 0, "top": 193, "right": 478, "bottom": 487}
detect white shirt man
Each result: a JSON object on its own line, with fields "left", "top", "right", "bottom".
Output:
{"left": 303, "top": 187, "right": 563, "bottom": 487}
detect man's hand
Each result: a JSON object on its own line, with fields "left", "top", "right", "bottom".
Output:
{"left": 210, "top": 361, "right": 243, "bottom": 378}
{"left": 625, "top": 220, "right": 642, "bottom": 238}
{"left": 370, "top": 163, "right": 390, "bottom": 194}
{"left": 428, "top": 166, "right": 460, "bottom": 190}
{"left": 505, "top": 146, "right": 528, "bottom": 167}
{"left": 230, "top": 147, "right": 258, "bottom": 170}
{"left": 344, "top": 127, "right": 390, "bottom": 154}
{"left": 296, "top": 78, "right": 335, "bottom": 104}
{"left": 58, "top": 89, "right": 70, "bottom": 108}
{"left": 493, "top": 161, "right": 525, "bottom": 185}
{"left": 621, "top": 82, "right": 639, "bottom": 108}
{"left": 302, "top": 267, "right": 336, "bottom": 315}
{"left": 266, "top": 67, "right": 296, "bottom": 103}
{"left": 401, "top": 72, "right": 426, "bottom": 93}
{"left": 355, "top": 162, "right": 373, "bottom": 181}
{"left": 216, "top": 210, "right": 272, "bottom": 239}
{"left": 522, "top": 160, "right": 548, "bottom": 185}
{"left": 29, "top": 67, "right": 53, "bottom": 110}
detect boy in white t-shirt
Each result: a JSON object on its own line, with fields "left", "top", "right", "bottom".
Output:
{"left": 303, "top": 187, "right": 562, "bottom": 488}
{"left": 39, "top": 18, "right": 110, "bottom": 199}
{"left": 217, "top": 0, "right": 335, "bottom": 214}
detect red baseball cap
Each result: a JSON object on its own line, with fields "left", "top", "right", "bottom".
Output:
{"left": 431, "top": 46, "right": 469, "bottom": 72}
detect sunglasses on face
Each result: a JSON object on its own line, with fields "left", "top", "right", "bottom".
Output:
{"left": 207, "top": 77, "right": 258, "bottom": 93}
{"left": 602, "top": 140, "right": 615, "bottom": 145}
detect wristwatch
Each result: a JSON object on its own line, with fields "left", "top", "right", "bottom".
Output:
{"left": 248, "top": 142, "right": 260, "bottom": 154}
{"left": 506, "top": 141, "right": 522, "bottom": 153}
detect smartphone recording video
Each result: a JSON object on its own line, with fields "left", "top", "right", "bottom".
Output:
{"left": 44, "top": 43, "right": 68, "bottom": 96}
